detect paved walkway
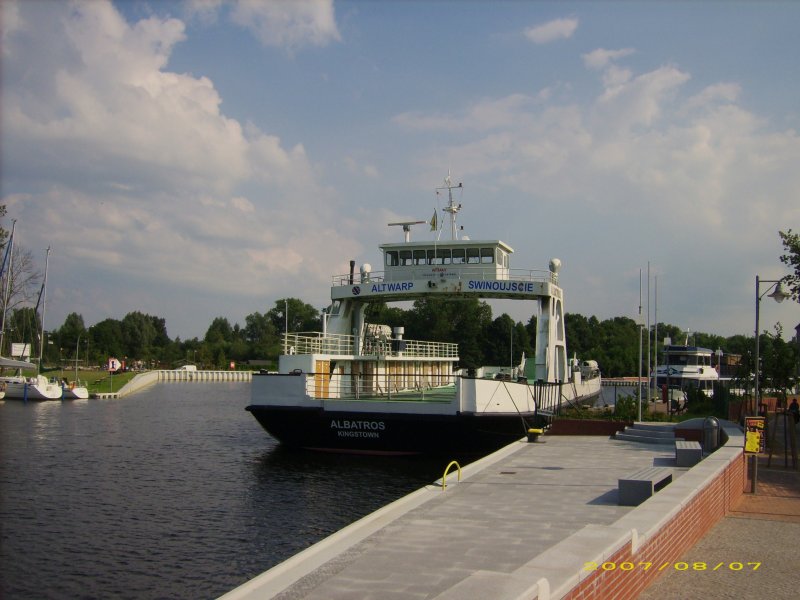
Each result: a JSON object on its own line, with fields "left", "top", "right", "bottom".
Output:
{"left": 223, "top": 437, "right": 681, "bottom": 600}
{"left": 639, "top": 455, "right": 800, "bottom": 600}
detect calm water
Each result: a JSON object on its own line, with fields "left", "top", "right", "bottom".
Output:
{"left": 0, "top": 383, "right": 448, "bottom": 599}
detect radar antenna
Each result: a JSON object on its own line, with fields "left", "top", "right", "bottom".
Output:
{"left": 387, "top": 220, "right": 425, "bottom": 242}
{"left": 436, "top": 172, "right": 463, "bottom": 240}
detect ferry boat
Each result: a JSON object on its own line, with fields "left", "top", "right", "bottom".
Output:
{"left": 247, "top": 176, "right": 602, "bottom": 454}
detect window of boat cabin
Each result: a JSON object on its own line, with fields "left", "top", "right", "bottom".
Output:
{"left": 480, "top": 248, "right": 494, "bottom": 264}
{"left": 496, "top": 248, "right": 508, "bottom": 267}
{"left": 400, "top": 249, "right": 413, "bottom": 266}
{"left": 452, "top": 248, "right": 466, "bottom": 264}
{"left": 385, "top": 250, "right": 399, "bottom": 266}
{"left": 413, "top": 249, "right": 426, "bottom": 265}
{"left": 428, "top": 249, "right": 451, "bottom": 265}
{"left": 467, "top": 248, "right": 480, "bottom": 264}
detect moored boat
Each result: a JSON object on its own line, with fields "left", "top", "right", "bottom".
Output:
{"left": 247, "top": 176, "right": 601, "bottom": 454}
{"left": 61, "top": 380, "right": 89, "bottom": 399}
{"left": 0, "top": 373, "right": 65, "bottom": 400}
{"left": 652, "top": 344, "right": 719, "bottom": 402}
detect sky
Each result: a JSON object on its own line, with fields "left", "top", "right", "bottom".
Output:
{"left": 1, "top": 0, "right": 798, "bottom": 343}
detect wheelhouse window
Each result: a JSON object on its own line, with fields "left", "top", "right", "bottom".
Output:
{"left": 480, "top": 247, "right": 494, "bottom": 264}
{"left": 385, "top": 251, "right": 399, "bottom": 266}
{"left": 452, "top": 248, "right": 466, "bottom": 264}
{"left": 428, "top": 249, "right": 449, "bottom": 265}
{"left": 399, "top": 250, "right": 413, "bottom": 266}
{"left": 413, "top": 249, "right": 426, "bottom": 265}
{"left": 496, "top": 249, "right": 508, "bottom": 267}
{"left": 467, "top": 248, "right": 480, "bottom": 264}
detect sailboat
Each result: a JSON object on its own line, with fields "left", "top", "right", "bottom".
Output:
{"left": 0, "top": 246, "right": 85, "bottom": 400}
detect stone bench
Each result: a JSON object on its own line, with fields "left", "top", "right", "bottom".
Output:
{"left": 618, "top": 467, "right": 673, "bottom": 506}
{"left": 675, "top": 440, "right": 703, "bottom": 467}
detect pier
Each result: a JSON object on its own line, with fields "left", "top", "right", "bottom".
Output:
{"left": 221, "top": 422, "right": 746, "bottom": 600}
{"left": 94, "top": 369, "right": 252, "bottom": 398}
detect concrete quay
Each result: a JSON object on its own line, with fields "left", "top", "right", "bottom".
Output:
{"left": 93, "top": 369, "right": 252, "bottom": 398}
{"left": 221, "top": 421, "right": 746, "bottom": 600}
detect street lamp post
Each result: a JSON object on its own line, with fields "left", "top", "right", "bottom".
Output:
{"left": 754, "top": 276, "right": 790, "bottom": 412}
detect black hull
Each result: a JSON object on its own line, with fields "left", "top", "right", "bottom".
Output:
{"left": 246, "top": 405, "right": 541, "bottom": 455}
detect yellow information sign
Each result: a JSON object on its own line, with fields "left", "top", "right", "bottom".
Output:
{"left": 744, "top": 416, "right": 765, "bottom": 454}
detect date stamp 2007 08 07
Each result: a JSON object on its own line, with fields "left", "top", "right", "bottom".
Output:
{"left": 583, "top": 561, "right": 761, "bottom": 572}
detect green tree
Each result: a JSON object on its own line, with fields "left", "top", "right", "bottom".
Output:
{"left": 779, "top": 229, "right": 800, "bottom": 301}
{"left": 91, "top": 318, "right": 124, "bottom": 361}
{"left": 267, "top": 298, "right": 322, "bottom": 333}
{"left": 56, "top": 312, "right": 86, "bottom": 362}
{"left": 758, "top": 324, "right": 799, "bottom": 403}
{"left": 205, "top": 317, "right": 233, "bottom": 344}
{"left": 121, "top": 311, "right": 158, "bottom": 360}
{"left": 244, "top": 311, "right": 280, "bottom": 359}
{"left": 405, "top": 297, "right": 492, "bottom": 368}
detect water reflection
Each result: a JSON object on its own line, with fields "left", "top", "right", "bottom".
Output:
{"left": 1, "top": 385, "right": 461, "bottom": 599}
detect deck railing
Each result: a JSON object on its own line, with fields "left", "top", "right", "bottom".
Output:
{"left": 332, "top": 267, "right": 556, "bottom": 287}
{"left": 304, "top": 371, "right": 458, "bottom": 403}
{"left": 283, "top": 332, "right": 458, "bottom": 359}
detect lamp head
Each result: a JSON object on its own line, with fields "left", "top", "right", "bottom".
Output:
{"left": 768, "top": 282, "right": 790, "bottom": 304}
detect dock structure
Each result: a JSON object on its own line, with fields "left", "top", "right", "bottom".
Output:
{"left": 222, "top": 422, "right": 745, "bottom": 600}
{"left": 93, "top": 370, "right": 252, "bottom": 399}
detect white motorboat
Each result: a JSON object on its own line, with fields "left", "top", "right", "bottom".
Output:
{"left": 61, "top": 380, "right": 89, "bottom": 399}
{"left": 247, "top": 175, "right": 602, "bottom": 454}
{"left": 652, "top": 344, "right": 720, "bottom": 401}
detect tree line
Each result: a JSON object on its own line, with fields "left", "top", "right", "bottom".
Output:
{"left": 2, "top": 209, "right": 799, "bottom": 395}
{"left": 7, "top": 294, "right": 794, "bottom": 398}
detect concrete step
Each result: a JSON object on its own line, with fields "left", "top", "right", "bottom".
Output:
{"left": 614, "top": 433, "right": 684, "bottom": 445}
{"left": 621, "top": 427, "right": 676, "bottom": 439}
{"left": 631, "top": 422, "right": 676, "bottom": 433}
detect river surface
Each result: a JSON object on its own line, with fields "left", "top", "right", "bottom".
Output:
{"left": 0, "top": 382, "right": 450, "bottom": 599}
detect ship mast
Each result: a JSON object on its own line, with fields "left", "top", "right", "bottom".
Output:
{"left": 37, "top": 246, "right": 50, "bottom": 372}
{"left": 436, "top": 173, "right": 463, "bottom": 240}
{"left": 0, "top": 219, "right": 16, "bottom": 354}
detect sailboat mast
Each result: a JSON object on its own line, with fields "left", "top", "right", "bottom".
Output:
{"left": 37, "top": 247, "right": 50, "bottom": 372}
{"left": 0, "top": 219, "right": 16, "bottom": 354}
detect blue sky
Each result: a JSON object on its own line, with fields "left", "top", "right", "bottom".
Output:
{"left": 1, "top": 0, "right": 798, "bottom": 343}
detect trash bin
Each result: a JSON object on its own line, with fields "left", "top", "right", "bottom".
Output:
{"left": 703, "top": 416, "right": 720, "bottom": 452}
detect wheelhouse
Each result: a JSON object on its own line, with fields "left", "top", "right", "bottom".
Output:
{"left": 381, "top": 240, "right": 513, "bottom": 282}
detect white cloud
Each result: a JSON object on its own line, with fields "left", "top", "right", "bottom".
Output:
{"left": 582, "top": 47, "right": 636, "bottom": 70}
{"left": 524, "top": 17, "right": 578, "bottom": 45}
{"left": 393, "top": 62, "right": 800, "bottom": 262}
{"left": 230, "top": 0, "right": 340, "bottom": 49}
{"left": 0, "top": 0, "right": 362, "bottom": 336}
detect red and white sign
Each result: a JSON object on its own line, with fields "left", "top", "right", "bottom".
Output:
{"left": 108, "top": 357, "right": 121, "bottom": 372}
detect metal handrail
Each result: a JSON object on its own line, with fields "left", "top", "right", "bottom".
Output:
{"left": 441, "top": 460, "right": 462, "bottom": 491}
{"left": 283, "top": 332, "right": 458, "bottom": 359}
{"left": 332, "top": 267, "right": 555, "bottom": 286}
{"left": 301, "top": 371, "right": 458, "bottom": 402}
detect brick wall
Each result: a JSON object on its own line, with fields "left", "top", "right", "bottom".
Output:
{"left": 558, "top": 451, "right": 746, "bottom": 600}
